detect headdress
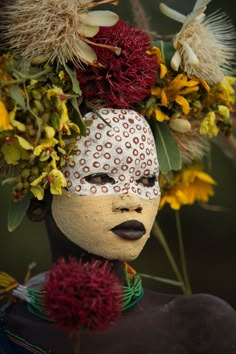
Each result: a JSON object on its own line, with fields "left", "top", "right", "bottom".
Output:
{"left": 0, "top": 0, "right": 235, "bottom": 231}
{"left": 0, "top": 0, "right": 236, "bottom": 341}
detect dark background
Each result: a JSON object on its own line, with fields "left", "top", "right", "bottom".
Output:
{"left": 0, "top": 0, "right": 236, "bottom": 309}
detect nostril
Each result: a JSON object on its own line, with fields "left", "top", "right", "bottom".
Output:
{"left": 119, "top": 208, "right": 129, "bottom": 212}
{"left": 135, "top": 207, "right": 142, "bottom": 213}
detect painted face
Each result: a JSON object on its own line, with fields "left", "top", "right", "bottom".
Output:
{"left": 52, "top": 109, "right": 160, "bottom": 261}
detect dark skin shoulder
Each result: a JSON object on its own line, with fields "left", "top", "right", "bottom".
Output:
{"left": 3, "top": 199, "right": 236, "bottom": 354}
{"left": 4, "top": 289, "right": 236, "bottom": 354}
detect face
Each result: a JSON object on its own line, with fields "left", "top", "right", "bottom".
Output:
{"left": 52, "top": 108, "right": 160, "bottom": 261}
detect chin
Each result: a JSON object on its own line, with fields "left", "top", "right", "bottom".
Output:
{"left": 92, "top": 246, "right": 145, "bottom": 262}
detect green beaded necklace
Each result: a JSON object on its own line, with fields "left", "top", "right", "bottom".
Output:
{"left": 10, "top": 263, "right": 143, "bottom": 322}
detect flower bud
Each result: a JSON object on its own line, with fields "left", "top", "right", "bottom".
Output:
{"left": 169, "top": 118, "right": 191, "bottom": 133}
{"left": 44, "top": 126, "right": 56, "bottom": 139}
{"left": 50, "top": 112, "right": 60, "bottom": 131}
{"left": 218, "top": 105, "right": 230, "bottom": 120}
{"left": 31, "top": 90, "right": 42, "bottom": 101}
{"left": 34, "top": 100, "right": 44, "bottom": 113}
{"left": 21, "top": 168, "right": 30, "bottom": 179}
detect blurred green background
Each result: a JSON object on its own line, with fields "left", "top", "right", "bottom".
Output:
{"left": 0, "top": 0, "right": 236, "bottom": 308}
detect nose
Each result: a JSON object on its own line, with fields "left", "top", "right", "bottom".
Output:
{"left": 112, "top": 194, "right": 143, "bottom": 213}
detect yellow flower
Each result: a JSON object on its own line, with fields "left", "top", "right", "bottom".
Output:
{"left": 30, "top": 168, "right": 67, "bottom": 199}
{"left": 160, "top": 166, "right": 216, "bottom": 210}
{"left": 151, "top": 73, "right": 199, "bottom": 114}
{"left": 34, "top": 138, "right": 58, "bottom": 156}
{"left": 47, "top": 86, "right": 80, "bottom": 141}
{"left": 219, "top": 77, "right": 236, "bottom": 105}
{"left": 218, "top": 105, "right": 230, "bottom": 120}
{"left": 30, "top": 185, "right": 45, "bottom": 200}
{"left": 159, "top": 188, "right": 188, "bottom": 210}
{"left": 0, "top": 101, "right": 13, "bottom": 131}
{"left": 200, "top": 112, "right": 219, "bottom": 138}
{"left": 58, "top": 71, "right": 65, "bottom": 80}
{"left": 47, "top": 86, "right": 63, "bottom": 100}
{"left": 48, "top": 169, "right": 67, "bottom": 195}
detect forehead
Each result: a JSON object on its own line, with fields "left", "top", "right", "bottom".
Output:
{"left": 71, "top": 108, "right": 158, "bottom": 172}
{"left": 63, "top": 109, "right": 160, "bottom": 198}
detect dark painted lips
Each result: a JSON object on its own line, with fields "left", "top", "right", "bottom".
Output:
{"left": 111, "top": 220, "right": 146, "bottom": 240}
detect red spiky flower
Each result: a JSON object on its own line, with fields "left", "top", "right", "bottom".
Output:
{"left": 76, "top": 20, "right": 158, "bottom": 108}
{"left": 43, "top": 257, "right": 123, "bottom": 332}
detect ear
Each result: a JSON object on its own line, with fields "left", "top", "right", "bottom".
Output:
{"left": 27, "top": 192, "right": 52, "bottom": 222}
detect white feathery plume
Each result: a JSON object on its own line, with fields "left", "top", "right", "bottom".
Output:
{"left": 1, "top": 0, "right": 119, "bottom": 66}
{"left": 160, "top": 0, "right": 236, "bottom": 84}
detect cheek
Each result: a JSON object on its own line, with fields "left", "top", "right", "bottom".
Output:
{"left": 52, "top": 192, "right": 160, "bottom": 259}
{"left": 141, "top": 196, "right": 160, "bottom": 230}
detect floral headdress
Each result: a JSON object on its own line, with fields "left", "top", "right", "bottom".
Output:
{"left": 0, "top": 0, "right": 235, "bottom": 238}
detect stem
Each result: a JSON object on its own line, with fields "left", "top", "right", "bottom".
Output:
{"left": 73, "top": 332, "right": 80, "bottom": 354}
{"left": 175, "top": 211, "right": 192, "bottom": 294}
{"left": 0, "top": 68, "right": 51, "bottom": 87}
{"left": 140, "top": 273, "right": 182, "bottom": 288}
{"left": 152, "top": 220, "right": 187, "bottom": 293}
{"left": 23, "top": 82, "right": 42, "bottom": 146}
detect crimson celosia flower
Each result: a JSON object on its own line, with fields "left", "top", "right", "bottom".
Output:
{"left": 76, "top": 20, "right": 158, "bottom": 108}
{"left": 43, "top": 257, "right": 123, "bottom": 332}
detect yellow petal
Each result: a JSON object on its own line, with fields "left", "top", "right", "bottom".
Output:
{"left": 68, "top": 122, "right": 81, "bottom": 134}
{"left": 160, "top": 63, "right": 168, "bottom": 79}
{"left": 151, "top": 87, "right": 162, "bottom": 98}
{"left": 16, "top": 136, "right": 34, "bottom": 150}
{"left": 11, "top": 120, "right": 26, "bottom": 132}
{"left": 198, "top": 78, "right": 210, "bottom": 92}
{"left": 34, "top": 138, "right": 58, "bottom": 156}
{"left": 30, "top": 172, "right": 47, "bottom": 186}
{"left": 30, "top": 185, "right": 45, "bottom": 200}
{"left": 0, "top": 101, "right": 13, "bottom": 131}
{"left": 161, "top": 89, "right": 168, "bottom": 106}
{"left": 175, "top": 95, "right": 190, "bottom": 114}
{"left": 155, "top": 109, "right": 170, "bottom": 122}
{"left": 49, "top": 169, "right": 67, "bottom": 195}
{"left": 194, "top": 171, "right": 216, "bottom": 185}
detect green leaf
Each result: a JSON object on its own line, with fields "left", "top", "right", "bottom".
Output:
{"left": 71, "top": 97, "right": 86, "bottom": 136}
{"left": 150, "top": 120, "right": 182, "bottom": 174}
{"left": 64, "top": 64, "right": 81, "bottom": 95}
{"left": 9, "top": 85, "right": 26, "bottom": 109}
{"left": 152, "top": 40, "right": 176, "bottom": 68}
{"left": 8, "top": 192, "right": 32, "bottom": 232}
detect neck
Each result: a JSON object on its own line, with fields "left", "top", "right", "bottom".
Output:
{"left": 45, "top": 210, "right": 126, "bottom": 282}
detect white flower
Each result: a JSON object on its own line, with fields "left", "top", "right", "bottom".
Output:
{"left": 1, "top": 0, "right": 119, "bottom": 66}
{"left": 160, "top": 0, "right": 236, "bottom": 84}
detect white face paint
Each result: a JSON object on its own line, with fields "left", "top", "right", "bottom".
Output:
{"left": 52, "top": 109, "right": 161, "bottom": 261}
{"left": 63, "top": 108, "right": 160, "bottom": 199}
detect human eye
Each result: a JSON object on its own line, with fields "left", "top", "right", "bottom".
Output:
{"left": 136, "top": 175, "right": 156, "bottom": 187}
{"left": 85, "top": 173, "right": 115, "bottom": 185}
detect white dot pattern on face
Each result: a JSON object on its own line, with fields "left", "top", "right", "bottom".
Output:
{"left": 63, "top": 108, "right": 160, "bottom": 199}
